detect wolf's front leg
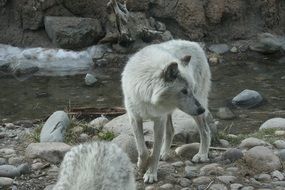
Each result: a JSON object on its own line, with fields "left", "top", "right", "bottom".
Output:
{"left": 160, "top": 114, "right": 174, "bottom": 161}
{"left": 144, "top": 116, "right": 166, "bottom": 183}
{"left": 192, "top": 113, "right": 211, "bottom": 163}
{"left": 130, "top": 115, "right": 149, "bottom": 172}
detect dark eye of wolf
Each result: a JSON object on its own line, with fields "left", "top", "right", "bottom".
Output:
{"left": 181, "top": 88, "right": 188, "bottom": 95}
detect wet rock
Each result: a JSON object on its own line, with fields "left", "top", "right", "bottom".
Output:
{"left": 112, "top": 134, "right": 138, "bottom": 163}
{"left": 0, "top": 177, "right": 13, "bottom": 187}
{"left": 239, "top": 137, "right": 268, "bottom": 149}
{"left": 216, "top": 107, "right": 236, "bottom": 120}
{"left": 208, "top": 44, "right": 230, "bottom": 54}
{"left": 175, "top": 143, "right": 199, "bottom": 159}
{"left": 0, "top": 165, "right": 20, "bottom": 177}
{"left": 171, "top": 161, "right": 184, "bottom": 167}
{"left": 89, "top": 116, "right": 109, "bottom": 130}
{"left": 244, "top": 146, "right": 281, "bottom": 172}
{"left": 85, "top": 73, "right": 97, "bottom": 86}
{"left": 273, "top": 140, "right": 285, "bottom": 149}
{"left": 192, "top": 176, "right": 211, "bottom": 186}
{"left": 217, "top": 175, "right": 237, "bottom": 184}
{"left": 159, "top": 183, "right": 173, "bottom": 190}
{"left": 250, "top": 33, "right": 283, "bottom": 54}
{"left": 25, "top": 142, "right": 71, "bottom": 164}
{"left": 230, "top": 183, "right": 243, "bottom": 190}
{"left": 200, "top": 163, "right": 224, "bottom": 176}
{"left": 178, "top": 178, "right": 191, "bottom": 187}
{"left": 278, "top": 149, "right": 285, "bottom": 161}
{"left": 271, "top": 170, "right": 284, "bottom": 181}
{"left": 40, "top": 111, "right": 70, "bottom": 142}
{"left": 209, "top": 184, "right": 227, "bottom": 190}
{"left": 44, "top": 16, "right": 104, "bottom": 49}
{"left": 255, "top": 173, "right": 271, "bottom": 182}
{"left": 232, "top": 89, "right": 263, "bottom": 108}
{"left": 259, "top": 118, "right": 285, "bottom": 131}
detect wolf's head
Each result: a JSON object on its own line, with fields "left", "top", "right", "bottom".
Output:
{"left": 151, "top": 55, "right": 205, "bottom": 116}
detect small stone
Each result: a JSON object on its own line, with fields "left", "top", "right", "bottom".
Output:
{"left": 241, "top": 186, "right": 254, "bottom": 190}
{"left": 178, "top": 178, "right": 191, "bottom": 187}
{"left": 8, "top": 156, "right": 24, "bottom": 165}
{"left": 159, "top": 183, "right": 173, "bottom": 190}
{"left": 216, "top": 175, "right": 237, "bottom": 184}
{"left": 31, "top": 162, "right": 45, "bottom": 170}
{"left": 271, "top": 170, "right": 284, "bottom": 181}
{"left": 175, "top": 143, "right": 199, "bottom": 159}
{"left": 184, "top": 160, "right": 193, "bottom": 166}
{"left": 43, "top": 185, "right": 55, "bottom": 190}
{"left": 209, "top": 184, "right": 227, "bottom": 190}
{"left": 85, "top": 73, "right": 98, "bottom": 86}
{"left": 192, "top": 176, "right": 211, "bottom": 185}
{"left": 17, "top": 163, "right": 30, "bottom": 174}
{"left": 271, "top": 181, "right": 285, "bottom": 186}
{"left": 47, "top": 165, "right": 59, "bottom": 177}
{"left": 239, "top": 137, "right": 268, "bottom": 149}
{"left": 208, "top": 44, "right": 230, "bottom": 54}
{"left": 232, "top": 89, "right": 263, "bottom": 108}
{"left": 89, "top": 116, "right": 109, "bottom": 130}
{"left": 0, "top": 148, "right": 16, "bottom": 159}
{"left": 200, "top": 163, "right": 224, "bottom": 176}
{"left": 216, "top": 107, "right": 236, "bottom": 120}
{"left": 78, "top": 133, "right": 89, "bottom": 142}
{"left": 226, "top": 167, "right": 239, "bottom": 175}
{"left": 171, "top": 161, "right": 184, "bottom": 167}
{"left": 259, "top": 118, "right": 285, "bottom": 131}
{"left": 0, "top": 165, "right": 20, "bottom": 177}
{"left": 4, "top": 123, "right": 17, "bottom": 129}
{"left": 230, "top": 183, "right": 243, "bottom": 190}
{"left": 255, "top": 173, "right": 271, "bottom": 182}
{"left": 145, "top": 185, "right": 156, "bottom": 190}
{"left": 71, "top": 126, "right": 84, "bottom": 135}
{"left": 185, "top": 166, "right": 199, "bottom": 179}
{"left": 230, "top": 47, "right": 238, "bottom": 53}
{"left": 273, "top": 140, "right": 285, "bottom": 149}
{"left": 275, "top": 130, "right": 285, "bottom": 136}
{"left": 222, "top": 148, "right": 243, "bottom": 162}
{"left": 209, "top": 56, "right": 219, "bottom": 65}
{"left": 228, "top": 134, "right": 238, "bottom": 138}
{"left": 0, "top": 177, "right": 13, "bottom": 187}
{"left": 219, "top": 139, "right": 230, "bottom": 148}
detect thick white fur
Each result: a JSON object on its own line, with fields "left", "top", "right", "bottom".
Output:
{"left": 121, "top": 40, "right": 212, "bottom": 183}
{"left": 52, "top": 142, "right": 136, "bottom": 190}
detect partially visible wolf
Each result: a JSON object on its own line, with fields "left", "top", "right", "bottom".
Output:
{"left": 52, "top": 142, "right": 136, "bottom": 190}
{"left": 121, "top": 40, "right": 212, "bottom": 183}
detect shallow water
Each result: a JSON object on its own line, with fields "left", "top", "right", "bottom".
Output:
{"left": 0, "top": 54, "right": 284, "bottom": 134}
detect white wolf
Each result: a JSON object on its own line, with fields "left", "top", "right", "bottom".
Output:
{"left": 52, "top": 141, "right": 136, "bottom": 190}
{"left": 121, "top": 39, "right": 212, "bottom": 183}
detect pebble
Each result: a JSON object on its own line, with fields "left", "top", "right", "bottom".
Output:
{"left": 239, "top": 137, "right": 268, "bottom": 149}
{"left": 171, "top": 161, "right": 184, "bottom": 167}
{"left": 4, "top": 123, "right": 18, "bottom": 129}
{"left": 159, "top": 183, "right": 173, "bottom": 189}
{"left": 231, "top": 183, "right": 243, "bottom": 190}
{"left": 178, "top": 178, "right": 191, "bottom": 187}
{"left": 208, "top": 44, "right": 230, "bottom": 54}
{"left": 255, "top": 173, "right": 271, "bottom": 182}
{"left": 31, "top": 162, "right": 45, "bottom": 170}
{"left": 259, "top": 118, "right": 285, "bottom": 131}
{"left": 8, "top": 156, "right": 24, "bottom": 165}
{"left": 0, "top": 177, "right": 13, "bottom": 187}
{"left": 230, "top": 46, "right": 238, "bottom": 53}
{"left": 0, "top": 148, "right": 16, "bottom": 158}
{"left": 71, "top": 126, "right": 84, "bottom": 135}
{"left": 78, "top": 133, "right": 89, "bottom": 142}
{"left": 209, "top": 183, "right": 227, "bottom": 190}
{"left": 273, "top": 140, "right": 285, "bottom": 149}
{"left": 85, "top": 73, "right": 98, "bottom": 86}
{"left": 222, "top": 148, "right": 243, "bottom": 162}
{"left": 232, "top": 89, "right": 263, "bottom": 108}
{"left": 17, "top": 163, "right": 30, "bottom": 174}
{"left": 200, "top": 163, "right": 224, "bottom": 176}
{"left": 192, "top": 176, "right": 211, "bottom": 185}
{"left": 216, "top": 175, "right": 237, "bottom": 184}
{"left": 0, "top": 164, "right": 20, "bottom": 177}
{"left": 89, "top": 116, "right": 109, "bottom": 130}
{"left": 219, "top": 139, "right": 230, "bottom": 147}
{"left": 185, "top": 166, "right": 199, "bottom": 179}
{"left": 271, "top": 170, "right": 284, "bottom": 181}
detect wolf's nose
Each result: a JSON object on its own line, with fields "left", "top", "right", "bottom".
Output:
{"left": 197, "top": 107, "right": 205, "bottom": 115}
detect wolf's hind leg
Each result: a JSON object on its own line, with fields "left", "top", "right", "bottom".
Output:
{"left": 130, "top": 115, "right": 149, "bottom": 172}
{"left": 144, "top": 116, "right": 166, "bottom": 183}
{"left": 192, "top": 113, "right": 211, "bottom": 163}
{"left": 160, "top": 114, "right": 174, "bottom": 161}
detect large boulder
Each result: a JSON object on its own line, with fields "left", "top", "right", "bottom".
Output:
{"left": 44, "top": 16, "right": 105, "bottom": 49}
{"left": 239, "top": 137, "right": 269, "bottom": 149}
{"left": 259, "top": 118, "right": 285, "bottom": 131}
{"left": 244, "top": 146, "right": 282, "bottom": 173}
{"left": 232, "top": 89, "right": 263, "bottom": 108}
{"left": 250, "top": 33, "right": 284, "bottom": 54}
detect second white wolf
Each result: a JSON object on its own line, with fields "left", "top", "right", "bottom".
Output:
{"left": 122, "top": 39, "right": 212, "bottom": 183}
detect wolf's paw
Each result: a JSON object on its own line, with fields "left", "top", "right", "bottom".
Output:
{"left": 143, "top": 170, "right": 157, "bottom": 184}
{"left": 192, "top": 153, "right": 209, "bottom": 163}
{"left": 159, "top": 151, "right": 169, "bottom": 161}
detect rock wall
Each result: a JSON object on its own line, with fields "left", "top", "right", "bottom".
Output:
{"left": 0, "top": 0, "right": 284, "bottom": 48}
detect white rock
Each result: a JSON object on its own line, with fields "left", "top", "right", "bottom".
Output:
{"left": 40, "top": 111, "right": 70, "bottom": 142}
{"left": 219, "top": 139, "right": 230, "bottom": 147}
{"left": 89, "top": 115, "right": 109, "bottom": 130}
{"left": 271, "top": 170, "right": 284, "bottom": 181}
{"left": 85, "top": 73, "right": 97, "bottom": 86}
{"left": 259, "top": 118, "right": 285, "bottom": 131}
{"left": 171, "top": 161, "right": 184, "bottom": 167}
{"left": 254, "top": 173, "right": 271, "bottom": 182}
{"left": 244, "top": 146, "right": 281, "bottom": 172}
{"left": 275, "top": 130, "right": 285, "bottom": 136}
{"left": 273, "top": 140, "right": 285, "bottom": 149}
{"left": 239, "top": 137, "right": 268, "bottom": 149}
{"left": 230, "top": 183, "right": 243, "bottom": 190}
{"left": 0, "top": 177, "right": 13, "bottom": 187}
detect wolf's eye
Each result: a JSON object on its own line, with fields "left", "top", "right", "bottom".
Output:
{"left": 181, "top": 88, "right": 188, "bottom": 95}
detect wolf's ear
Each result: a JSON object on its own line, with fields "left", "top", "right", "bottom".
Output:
{"left": 181, "top": 55, "right": 191, "bottom": 66}
{"left": 163, "top": 62, "right": 179, "bottom": 82}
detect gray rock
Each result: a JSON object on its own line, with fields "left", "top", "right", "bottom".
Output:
{"left": 219, "top": 139, "right": 230, "bottom": 148}
{"left": 208, "top": 44, "right": 230, "bottom": 54}
{"left": 0, "top": 177, "right": 13, "bottom": 187}
{"left": 271, "top": 170, "right": 284, "bottom": 181}
{"left": 78, "top": 133, "right": 89, "bottom": 143}
{"left": 278, "top": 149, "right": 285, "bottom": 161}
{"left": 17, "top": 163, "right": 30, "bottom": 175}
{"left": 0, "top": 165, "right": 20, "bottom": 177}
{"left": 145, "top": 185, "right": 156, "bottom": 190}
{"left": 0, "top": 148, "right": 16, "bottom": 159}
{"left": 216, "top": 107, "right": 236, "bottom": 120}
{"left": 43, "top": 185, "right": 55, "bottom": 190}
{"left": 40, "top": 111, "right": 70, "bottom": 142}
{"left": 89, "top": 116, "right": 109, "bottom": 130}
{"left": 44, "top": 16, "right": 104, "bottom": 49}
{"left": 159, "top": 183, "right": 173, "bottom": 190}
{"left": 222, "top": 148, "right": 243, "bottom": 162}
{"left": 216, "top": 175, "right": 237, "bottom": 184}
{"left": 175, "top": 143, "right": 199, "bottom": 159}
{"left": 232, "top": 89, "right": 263, "bottom": 108}
{"left": 0, "top": 158, "right": 6, "bottom": 165}
{"left": 255, "top": 173, "right": 271, "bottom": 182}
{"left": 25, "top": 142, "right": 71, "bottom": 164}
{"left": 84, "top": 73, "right": 97, "bottom": 86}
{"left": 230, "top": 183, "right": 243, "bottom": 190}
{"left": 241, "top": 186, "right": 254, "bottom": 190}
{"left": 31, "top": 162, "right": 45, "bottom": 170}
{"left": 200, "top": 163, "right": 224, "bottom": 176}
{"left": 112, "top": 134, "right": 138, "bottom": 163}
{"left": 250, "top": 33, "right": 283, "bottom": 54}
{"left": 178, "top": 178, "right": 191, "bottom": 187}
{"left": 230, "top": 47, "right": 238, "bottom": 53}
{"left": 244, "top": 146, "right": 281, "bottom": 172}
{"left": 273, "top": 140, "right": 285, "bottom": 149}
{"left": 239, "top": 137, "right": 268, "bottom": 149}
{"left": 259, "top": 118, "right": 285, "bottom": 131}
{"left": 8, "top": 156, "right": 24, "bottom": 165}
{"left": 271, "top": 181, "right": 285, "bottom": 186}
{"left": 185, "top": 166, "right": 199, "bottom": 179}
{"left": 171, "top": 161, "right": 184, "bottom": 167}
{"left": 209, "top": 184, "right": 227, "bottom": 190}
{"left": 0, "top": 0, "right": 7, "bottom": 7}
{"left": 192, "top": 176, "right": 211, "bottom": 185}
